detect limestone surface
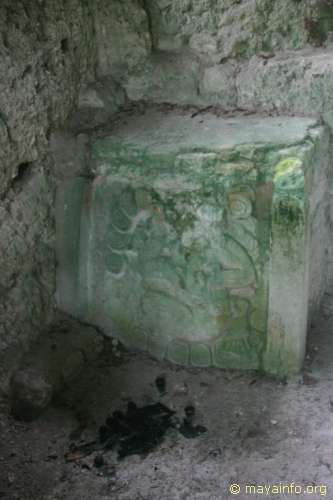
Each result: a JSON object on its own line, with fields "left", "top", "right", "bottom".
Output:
{"left": 237, "top": 49, "right": 333, "bottom": 114}
{"left": 56, "top": 110, "right": 331, "bottom": 375}
{"left": 0, "top": 0, "right": 96, "bottom": 376}
{"left": 144, "top": 0, "right": 320, "bottom": 59}
{"left": 0, "top": 0, "right": 96, "bottom": 195}
{"left": 94, "top": 0, "right": 151, "bottom": 80}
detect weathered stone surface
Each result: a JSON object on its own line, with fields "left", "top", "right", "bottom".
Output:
{"left": 237, "top": 49, "right": 333, "bottom": 114}
{"left": 69, "top": 78, "right": 127, "bottom": 131}
{"left": 101, "top": 1, "right": 333, "bottom": 109}
{"left": 21, "top": 316, "right": 104, "bottom": 389}
{"left": 10, "top": 316, "right": 104, "bottom": 420}
{"left": 94, "top": 0, "right": 151, "bottom": 79}
{"left": 0, "top": 0, "right": 96, "bottom": 376}
{"left": 144, "top": 0, "right": 324, "bottom": 60}
{"left": 11, "top": 369, "right": 53, "bottom": 422}
{"left": 50, "top": 132, "right": 90, "bottom": 180}
{"left": 0, "top": 0, "right": 96, "bottom": 195}
{"left": 126, "top": 47, "right": 333, "bottom": 112}
{"left": 0, "top": 166, "right": 55, "bottom": 367}
{"left": 56, "top": 110, "right": 331, "bottom": 375}
{"left": 200, "top": 62, "right": 238, "bottom": 107}
{"left": 122, "top": 52, "right": 201, "bottom": 105}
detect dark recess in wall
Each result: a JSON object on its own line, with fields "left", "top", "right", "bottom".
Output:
{"left": 11, "top": 162, "right": 33, "bottom": 192}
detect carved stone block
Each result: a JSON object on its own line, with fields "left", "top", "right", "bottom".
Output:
{"left": 56, "top": 111, "right": 331, "bottom": 375}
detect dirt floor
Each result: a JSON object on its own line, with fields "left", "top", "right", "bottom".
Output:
{"left": 1, "top": 298, "right": 333, "bottom": 500}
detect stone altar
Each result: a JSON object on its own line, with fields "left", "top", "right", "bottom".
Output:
{"left": 56, "top": 110, "right": 331, "bottom": 375}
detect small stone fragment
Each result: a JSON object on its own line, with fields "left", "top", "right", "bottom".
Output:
{"left": 10, "top": 369, "right": 53, "bottom": 422}
{"left": 302, "top": 373, "right": 318, "bottom": 386}
{"left": 257, "top": 51, "right": 275, "bottom": 60}
{"left": 172, "top": 382, "right": 189, "bottom": 396}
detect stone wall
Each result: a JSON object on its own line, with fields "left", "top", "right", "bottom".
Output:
{"left": 145, "top": 0, "right": 316, "bottom": 58}
{"left": 98, "top": 0, "right": 333, "bottom": 109}
{"left": 94, "top": 0, "right": 151, "bottom": 81}
{"left": 0, "top": 0, "right": 96, "bottom": 375}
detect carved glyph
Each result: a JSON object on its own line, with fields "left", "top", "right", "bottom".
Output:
{"left": 91, "top": 176, "right": 266, "bottom": 368}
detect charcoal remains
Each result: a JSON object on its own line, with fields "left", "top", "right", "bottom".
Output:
{"left": 99, "top": 401, "right": 175, "bottom": 459}
{"left": 66, "top": 399, "right": 207, "bottom": 463}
